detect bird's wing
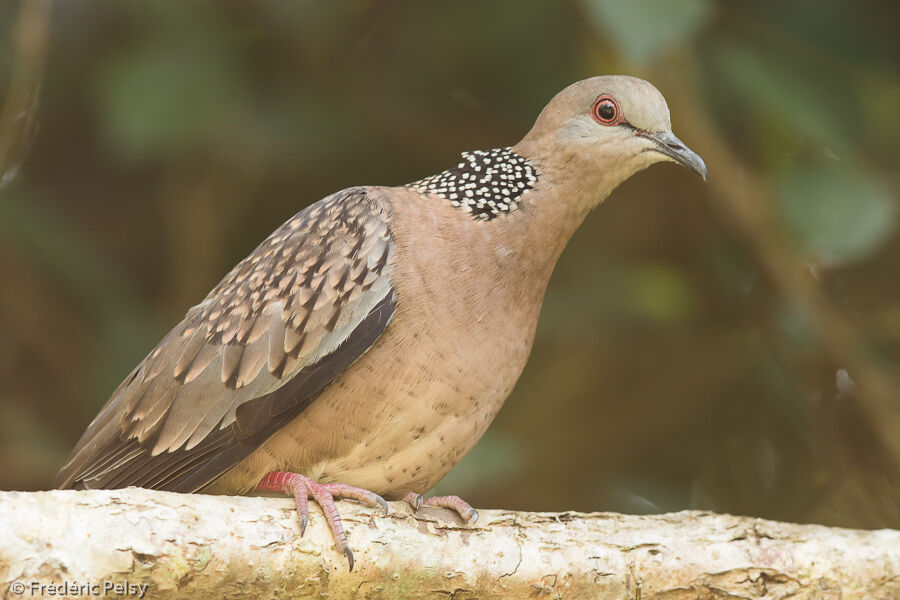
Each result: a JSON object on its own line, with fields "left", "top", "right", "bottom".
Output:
{"left": 54, "top": 187, "right": 396, "bottom": 492}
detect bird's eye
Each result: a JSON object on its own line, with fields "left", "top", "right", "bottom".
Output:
{"left": 591, "top": 95, "right": 620, "bottom": 125}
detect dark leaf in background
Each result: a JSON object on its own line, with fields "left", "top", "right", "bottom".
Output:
{"left": 777, "top": 162, "right": 896, "bottom": 267}
{"left": 583, "top": 0, "right": 712, "bottom": 65}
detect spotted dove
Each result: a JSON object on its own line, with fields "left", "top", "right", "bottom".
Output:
{"left": 55, "top": 75, "right": 707, "bottom": 569}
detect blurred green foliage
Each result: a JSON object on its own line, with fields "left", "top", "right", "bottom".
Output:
{"left": 1, "top": 0, "right": 898, "bottom": 530}
{"left": 585, "top": 0, "right": 712, "bottom": 65}
{"left": 778, "top": 162, "right": 895, "bottom": 266}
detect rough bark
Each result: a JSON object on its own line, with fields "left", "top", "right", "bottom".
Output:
{"left": 1, "top": 489, "right": 897, "bottom": 599}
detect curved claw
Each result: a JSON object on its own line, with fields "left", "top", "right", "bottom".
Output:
{"left": 344, "top": 546, "right": 355, "bottom": 572}
{"left": 469, "top": 509, "right": 479, "bottom": 525}
{"left": 299, "top": 514, "right": 308, "bottom": 537}
{"left": 377, "top": 495, "right": 389, "bottom": 517}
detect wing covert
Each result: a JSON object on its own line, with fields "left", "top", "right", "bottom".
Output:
{"left": 54, "top": 187, "right": 396, "bottom": 491}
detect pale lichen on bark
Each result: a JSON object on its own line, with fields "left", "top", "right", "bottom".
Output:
{"left": 0, "top": 489, "right": 897, "bottom": 599}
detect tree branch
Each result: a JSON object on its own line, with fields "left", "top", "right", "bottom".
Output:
{"left": 1, "top": 489, "right": 897, "bottom": 599}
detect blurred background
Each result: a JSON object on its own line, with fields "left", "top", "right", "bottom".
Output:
{"left": 1, "top": 0, "right": 898, "bottom": 530}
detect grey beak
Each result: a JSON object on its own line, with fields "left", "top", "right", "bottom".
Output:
{"left": 639, "top": 130, "right": 707, "bottom": 181}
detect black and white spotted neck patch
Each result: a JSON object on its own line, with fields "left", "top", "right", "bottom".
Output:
{"left": 409, "top": 147, "right": 538, "bottom": 220}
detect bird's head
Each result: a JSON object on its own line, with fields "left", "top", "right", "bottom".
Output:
{"left": 517, "top": 75, "right": 707, "bottom": 195}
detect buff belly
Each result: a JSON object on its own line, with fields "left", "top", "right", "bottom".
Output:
{"left": 205, "top": 309, "right": 523, "bottom": 499}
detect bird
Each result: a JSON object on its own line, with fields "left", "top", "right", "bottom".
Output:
{"left": 54, "top": 75, "right": 706, "bottom": 569}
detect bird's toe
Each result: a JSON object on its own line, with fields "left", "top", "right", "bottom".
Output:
{"left": 406, "top": 493, "right": 478, "bottom": 524}
{"left": 322, "top": 481, "right": 389, "bottom": 516}
{"left": 257, "top": 471, "right": 389, "bottom": 570}
{"left": 403, "top": 492, "right": 424, "bottom": 511}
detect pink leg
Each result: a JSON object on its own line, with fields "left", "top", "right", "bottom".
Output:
{"left": 404, "top": 492, "right": 479, "bottom": 524}
{"left": 257, "top": 471, "right": 388, "bottom": 571}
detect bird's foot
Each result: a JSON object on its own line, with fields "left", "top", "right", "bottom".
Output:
{"left": 404, "top": 492, "right": 479, "bottom": 524}
{"left": 256, "top": 471, "right": 388, "bottom": 571}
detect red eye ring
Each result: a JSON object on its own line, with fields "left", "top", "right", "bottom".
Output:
{"left": 591, "top": 95, "right": 621, "bottom": 125}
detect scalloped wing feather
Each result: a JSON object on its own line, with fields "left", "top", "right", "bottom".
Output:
{"left": 54, "top": 187, "right": 396, "bottom": 491}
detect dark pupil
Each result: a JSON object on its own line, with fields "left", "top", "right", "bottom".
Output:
{"left": 598, "top": 102, "right": 615, "bottom": 120}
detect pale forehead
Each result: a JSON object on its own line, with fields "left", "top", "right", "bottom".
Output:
{"left": 558, "top": 75, "right": 672, "bottom": 132}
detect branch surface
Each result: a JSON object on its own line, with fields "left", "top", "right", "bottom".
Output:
{"left": 1, "top": 489, "right": 897, "bottom": 599}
